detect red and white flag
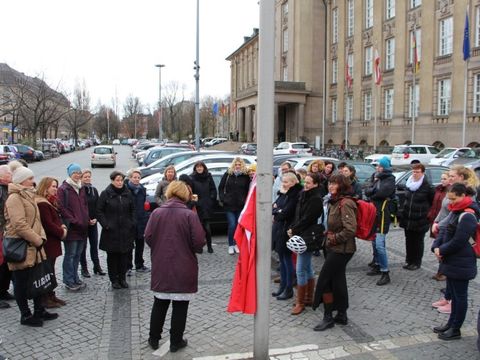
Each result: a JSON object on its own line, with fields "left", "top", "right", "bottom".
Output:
{"left": 374, "top": 49, "right": 382, "bottom": 85}
{"left": 345, "top": 57, "right": 353, "bottom": 89}
{"left": 227, "top": 178, "right": 257, "bottom": 314}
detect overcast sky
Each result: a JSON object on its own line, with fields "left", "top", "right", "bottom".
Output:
{"left": 1, "top": 0, "right": 259, "bottom": 112}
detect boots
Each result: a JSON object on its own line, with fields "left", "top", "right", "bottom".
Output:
{"left": 314, "top": 302, "right": 334, "bottom": 331}
{"left": 376, "top": 271, "right": 390, "bottom": 286}
{"left": 366, "top": 265, "right": 381, "bottom": 276}
{"left": 272, "top": 286, "right": 285, "bottom": 297}
{"left": 334, "top": 311, "right": 348, "bottom": 325}
{"left": 93, "top": 264, "right": 106, "bottom": 276}
{"left": 206, "top": 238, "right": 214, "bottom": 253}
{"left": 52, "top": 292, "right": 66, "bottom": 306}
{"left": 291, "top": 285, "right": 306, "bottom": 315}
{"left": 276, "top": 287, "right": 293, "bottom": 300}
{"left": 43, "top": 294, "right": 61, "bottom": 309}
{"left": 304, "top": 278, "right": 315, "bottom": 306}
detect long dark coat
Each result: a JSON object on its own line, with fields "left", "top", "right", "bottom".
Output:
{"left": 97, "top": 184, "right": 136, "bottom": 253}
{"left": 289, "top": 186, "right": 324, "bottom": 238}
{"left": 399, "top": 177, "right": 434, "bottom": 233}
{"left": 364, "top": 170, "right": 396, "bottom": 234}
{"left": 36, "top": 198, "right": 64, "bottom": 259}
{"left": 218, "top": 171, "right": 250, "bottom": 212}
{"left": 57, "top": 181, "right": 89, "bottom": 241}
{"left": 191, "top": 171, "right": 217, "bottom": 221}
{"left": 126, "top": 181, "right": 149, "bottom": 239}
{"left": 272, "top": 184, "right": 302, "bottom": 253}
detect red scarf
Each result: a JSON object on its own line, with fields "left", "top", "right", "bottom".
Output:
{"left": 46, "top": 194, "right": 59, "bottom": 208}
{"left": 447, "top": 196, "right": 473, "bottom": 212}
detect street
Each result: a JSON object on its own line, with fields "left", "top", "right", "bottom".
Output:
{"left": 0, "top": 146, "right": 479, "bottom": 359}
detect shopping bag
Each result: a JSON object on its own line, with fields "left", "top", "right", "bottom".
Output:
{"left": 26, "top": 253, "right": 57, "bottom": 299}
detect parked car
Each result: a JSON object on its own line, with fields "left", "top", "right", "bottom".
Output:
{"left": 428, "top": 147, "right": 471, "bottom": 166}
{"left": 11, "top": 144, "right": 36, "bottom": 162}
{"left": 449, "top": 148, "right": 480, "bottom": 178}
{"left": 33, "top": 150, "right": 45, "bottom": 161}
{"left": 344, "top": 161, "right": 376, "bottom": 186}
{"left": 141, "top": 146, "right": 190, "bottom": 167}
{"left": 0, "top": 145, "right": 16, "bottom": 164}
{"left": 292, "top": 156, "right": 340, "bottom": 171}
{"left": 112, "top": 139, "right": 120, "bottom": 145}
{"left": 91, "top": 145, "right": 116, "bottom": 168}
{"left": 390, "top": 144, "right": 439, "bottom": 166}
{"left": 240, "top": 143, "right": 257, "bottom": 155}
{"left": 364, "top": 154, "right": 391, "bottom": 164}
{"left": 205, "top": 138, "right": 228, "bottom": 147}
{"left": 272, "top": 154, "right": 312, "bottom": 176}
{"left": 273, "top": 142, "right": 312, "bottom": 156}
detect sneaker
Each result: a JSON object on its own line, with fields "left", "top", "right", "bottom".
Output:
{"left": 75, "top": 281, "right": 87, "bottom": 289}
{"left": 65, "top": 283, "right": 81, "bottom": 291}
{"left": 228, "top": 246, "right": 235, "bottom": 255}
{"left": 136, "top": 266, "right": 150, "bottom": 273}
{"left": 437, "top": 302, "right": 451, "bottom": 314}
{"left": 234, "top": 245, "right": 240, "bottom": 254}
{"left": 432, "top": 298, "right": 449, "bottom": 308}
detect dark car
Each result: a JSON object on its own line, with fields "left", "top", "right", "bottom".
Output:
{"left": 449, "top": 148, "right": 480, "bottom": 177}
{"left": 142, "top": 147, "right": 193, "bottom": 167}
{"left": 240, "top": 143, "right": 257, "bottom": 155}
{"left": 344, "top": 161, "right": 376, "bottom": 186}
{"left": 12, "top": 144, "right": 36, "bottom": 162}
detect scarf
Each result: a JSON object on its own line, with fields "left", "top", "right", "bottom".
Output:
{"left": 233, "top": 170, "right": 243, "bottom": 176}
{"left": 128, "top": 180, "right": 140, "bottom": 195}
{"left": 447, "top": 196, "right": 473, "bottom": 212}
{"left": 83, "top": 183, "right": 95, "bottom": 196}
{"left": 46, "top": 194, "right": 59, "bottom": 208}
{"left": 66, "top": 177, "right": 82, "bottom": 194}
{"left": 406, "top": 175, "right": 424, "bottom": 192}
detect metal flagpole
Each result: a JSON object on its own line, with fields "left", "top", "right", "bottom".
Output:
{"left": 345, "top": 86, "right": 349, "bottom": 151}
{"left": 463, "top": 64, "right": 468, "bottom": 146}
{"left": 254, "top": 0, "right": 274, "bottom": 358}
{"left": 411, "top": 73, "right": 416, "bottom": 144}
{"left": 373, "top": 85, "right": 377, "bottom": 152}
{"left": 194, "top": 0, "right": 200, "bottom": 152}
{"left": 462, "top": 2, "right": 471, "bottom": 146}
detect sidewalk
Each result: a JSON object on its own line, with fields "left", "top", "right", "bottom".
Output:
{"left": 0, "top": 228, "right": 479, "bottom": 359}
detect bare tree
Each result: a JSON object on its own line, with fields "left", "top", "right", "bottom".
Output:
{"left": 93, "top": 105, "right": 120, "bottom": 141}
{"left": 64, "top": 81, "right": 94, "bottom": 147}
{"left": 122, "top": 95, "right": 143, "bottom": 138}
{"left": 162, "top": 81, "right": 186, "bottom": 140}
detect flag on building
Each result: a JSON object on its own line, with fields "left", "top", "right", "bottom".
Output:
{"left": 213, "top": 102, "right": 219, "bottom": 116}
{"left": 412, "top": 30, "right": 420, "bottom": 73}
{"left": 345, "top": 56, "right": 353, "bottom": 89}
{"left": 374, "top": 49, "right": 382, "bottom": 85}
{"left": 463, "top": 11, "right": 471, "bottom": 61}
{"left": 227, "top": 179, "right": 257, "bottom": 315}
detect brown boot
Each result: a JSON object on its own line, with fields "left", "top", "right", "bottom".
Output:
{"left": 291, "top": 285, "right": 306, "bottom": 315}
{"left": 304, "top": 278, "right": 315, "bottom": 306}
{"left": 52, "top": 292, "right": 66, "bottom": 306}
{"left": 44, "top": 294, "right": 61, "bottom": 309}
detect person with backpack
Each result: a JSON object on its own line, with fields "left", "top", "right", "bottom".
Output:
{"left": 364, "top": 156, "right": 396, "bottom": 286}
{"left": 431, "top": 183, "right": 479, "bottom": 341}
{"left": 399, "top": 163, "right": 434, "bottom": 270}
{"left": 312, "top": 174, "right": 357, "bottom": 331}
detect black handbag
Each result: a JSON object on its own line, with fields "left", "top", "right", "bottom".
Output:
{"left": 26, "top": 252, "right": 57, "bottom": 299}
{"left": 302, "top": 223, "right": 326, "bottom": 252}
{"left": 2, "top": 237, "right": 28, "bottom": 263}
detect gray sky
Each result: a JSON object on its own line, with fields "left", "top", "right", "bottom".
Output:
{"left": 1, "top": 0, "right": 259, "bottom": 112}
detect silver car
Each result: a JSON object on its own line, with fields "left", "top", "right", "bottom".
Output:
{"left": 91, "top": 145, "right": 116, "bottom": 168}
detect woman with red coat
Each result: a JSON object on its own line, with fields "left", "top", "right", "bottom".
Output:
{"left": 35, "top": 177, "right": 68, "bottom": 308}
{"left": 145, "top": 180, "right": 205, "bottom": 352}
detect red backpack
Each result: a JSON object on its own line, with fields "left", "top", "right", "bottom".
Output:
{"left": 461, "top": 208, "right": 480, "bottom": 259}
{"left": 340, "top": 199, "right": 377, "bottom": 241}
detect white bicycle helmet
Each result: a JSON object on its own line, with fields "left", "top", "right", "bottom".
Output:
{"left": 286, "top": 235, "right": 307, "bottom": 254}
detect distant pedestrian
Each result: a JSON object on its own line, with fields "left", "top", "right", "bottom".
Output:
{"left": 145, "top": 180, "right": 205, "bottom": 352}
{"left": 97, "top": 171, "right": 135, "bottom": 289}
{"left": 154, "top": 165, "right": 177, "bottom": 206}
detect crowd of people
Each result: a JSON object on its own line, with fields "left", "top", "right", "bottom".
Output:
{"left": 0, "top": 154, "right": 479, "bottom": 357}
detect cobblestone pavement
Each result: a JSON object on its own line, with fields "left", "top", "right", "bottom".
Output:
{"left": 0, "top": 228, "right": 479, "bottom": 359}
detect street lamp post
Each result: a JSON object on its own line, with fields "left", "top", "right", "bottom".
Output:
{"left": 194, "top": 0, "right": 200, "bottom": 152}
{"left": 155, "top": 64, "right": 165, "bottom": 142}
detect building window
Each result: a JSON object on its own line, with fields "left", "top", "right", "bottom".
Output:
{"left": 332, "top": 98, "right": 337, "bottom": 123}
{"left": 365, "top": 0, "right": 373, "bottom": 29}
{"left": 439, "top": 17, "right": 453, "bottom": 56}
{"left": 408, "top": 84, "right": 419, "bottom": 117}
{"left": 409, "top": 28, "right": 422, "bottom": 65}
{"left": 384, "top": 88, "right": 394, "bottom": 119}
{"left": 476, "top": 7, "right": 480, "bottom": 47}
{"left": 364, "top": 92, "right": 372, "bottom": 121}
{"left": 332, "top": 58, "right": 338, "bottom": 84}
{"left": 437, "top": 79, "right": 451, "bottom": 116}
{"left": 386, "top": 0, "right": 395, "bottom": 19}
{"left": 364, "top": 46, "right": 373, "bottom": 75}
{"left": 474, "top": 74, "right": 480, "bottom": 113}
{"left": 347, "top": 0, "right": 354, "bottom": 37}
{"left": 282, "top": 28, "right": 289, "bottom": 53}
{"left": 346, "top": 95, "right": 353, "bottom": 123}
{"left": 410, "top": 0, "right": 421, "bottom": 9}
{"left": 282, "top": 1, "right": 288, "bottom": 21}
{"left": 347, "top": 53, "right": 354, "bottom": 81}
{"left": 283, "top": 64, "right": 288, "bottom": 81}
{"left": 385, "top": 38, "right": 395, "bottom": 70}
{"left": 332, "top": 8, "right": 339, "bottom": 44}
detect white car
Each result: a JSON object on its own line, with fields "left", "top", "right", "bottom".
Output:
{"left": 364, "top": 154, "right": 391, "bottom": 165}
{"left": 205, "top": 138, "right": 228, "bottom": 147}
{"left": 273, "top": 142, "right": 312, "bottom": 156}
{"left": 428, "top": 147, "right": 471, "bottom": 166}
{"left": 390, "top": 144, "right": 440, "bottom": 166}
{"left": 91, "top": 145, "right": 116, "bottom": 168}
{"left": 112, "top": 139, "right": 121, "bottom": 145}
{"left": 292, "top": 156, "right": 339, "bottom": 171}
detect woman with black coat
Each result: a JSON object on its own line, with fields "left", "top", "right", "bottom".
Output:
{"left": 191, "top": 161, "right": 217, "bottom": 253}
{"left": 97, "top": 171, "right": 136, "bottom": 289}
{"left": 272, "top": 172, "right": 303, "bottom": 301}
{"left": 399, "top": 163, "right": 434, "bottom": 270}
{"left": 432, "top": 183, "right": 479, "bottom": 340}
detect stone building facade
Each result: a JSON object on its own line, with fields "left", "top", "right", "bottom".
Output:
{"left": 227, "top": 0, "right": 480, "bottom": 148}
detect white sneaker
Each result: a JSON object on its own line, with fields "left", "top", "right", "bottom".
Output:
{"left": 228, "top": 246, "right": 235, "bottom": 255}
{"left": 234, "top": 245, "right": 240, "bottom": 254}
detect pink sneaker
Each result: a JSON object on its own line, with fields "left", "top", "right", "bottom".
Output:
{"left": 432, "top": 298, "right": 449, "bottom": 308}
{"left": 437, "top": 301, "right": 451, "bottom": 314}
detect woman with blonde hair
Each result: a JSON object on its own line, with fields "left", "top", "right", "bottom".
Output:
{"left": 35, "top": 177, "right": 68, "bottom": 308}
{"left": 145, "top": 180, "right": 205, "bottom": 352}
{"left": 218, "top": 157, "right": 251, "bottom": 255}
{"left": 154, "top": 165, "right": 177, "bottom": 205}
{"left": 306, "top": 159, "right": 325, "bottom": 174}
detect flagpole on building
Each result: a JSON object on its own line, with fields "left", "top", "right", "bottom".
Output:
{"left": 412, "top": 72, "right": 416, "bottom": 144}
{"left": 462, "top": 5, "right": 471, "bottom": 146}
{"left": 411, "top": 24, "right": 418, "bottom": 144}
{"left": 254, "top": 0, "right": 274, "bottom": 358}
{"left": 373, "top": 85, "right": 378, "bottom": 152}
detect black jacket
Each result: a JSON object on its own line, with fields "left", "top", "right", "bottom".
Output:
{"left": 97, "top": 184, "right": 136, "bottom": 253}
{"left": 290, "top": 186, "right": 324, "bottom": 238}
{"left": 272, "top": 184, "right": 303, "bottom": 253}
{"left": 83, "top": 184, "right": 99, "bottom": 220}
{"left": 399, "top": 177, "right": 434, "bottom": 233}
{"left": 126, "top": 181, "right": 149, "bottom": 239}
{"left": 191, "top": 171, "right": 217, "bottom": 220}
{"left": 218, "top": 172, "right": 250, "bottom": 212}
{"left": 364, "top": 170, "right": 396, "bottom": 234}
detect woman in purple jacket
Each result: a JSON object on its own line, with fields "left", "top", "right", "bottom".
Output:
{"left": 145, "top": 180, "right": 205, "bottom": 353}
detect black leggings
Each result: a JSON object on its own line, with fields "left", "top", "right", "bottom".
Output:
{"left": 11, "top": 268, "right": 44, "bottom": 318}
{"left": 106, "top": 252, "right": 129, "bottom": 283}
{"left": 149, "top": 298, "right": 189, "bottom": 345}
{"left": 404, "top": 229, "right": 426, "bottom": 266}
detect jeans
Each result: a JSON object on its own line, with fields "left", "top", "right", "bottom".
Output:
{"left": 225, "top": 211, "right": 241, "bottom": 246}
{"left": 278, "top": 250, "right": 294, "bottom": 289}
{"left": 11, "top": 268, "right": 44, "bottom": 317}
{"left": 63, "top": 240, "right": 84, "bottom": 286}
{"left": 373, "top": 233, "right": 388, "bottom": 272}
{"left": 447, "top": 278, "right": 469, "bottom": 329}
{"left": 296, "top": 251, "right": 314, "bottom": 286}
{"left": 80, "top": 224, "right": 100, "bottom": 270}
{"left": 149, "top": 298, "right": 189, "bottom": 345}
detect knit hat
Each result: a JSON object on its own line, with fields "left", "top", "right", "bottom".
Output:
{"left": 67, "top": 163, "right": 82, "bottom": 177}
{"left": 377, "top": 156, "right": 391, "bottom": 170}
{"left": 12, "top": 166, "right": 34, "bottom": 184}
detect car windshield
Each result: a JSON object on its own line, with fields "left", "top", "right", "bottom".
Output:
{"left": 459, "top": 149, "right": 480, "bottom": 159}
{"left": 392, "top": 146, "right": 411, "bottom": 154}
{"left": 292, "top": 143, "right": 309, "bottom": 149}
{"left": 435, "top": 148, "right": 456, "bottom": 158}
{"left": 94, "top": 147, "right": 112, "bottom": 154}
